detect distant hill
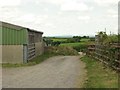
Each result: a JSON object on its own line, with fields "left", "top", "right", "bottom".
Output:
{"left": 44, "top": 35, "right": 73, "bottom": 38}
{"left": 43, "top": 35, "right": 95, "bottom": 38}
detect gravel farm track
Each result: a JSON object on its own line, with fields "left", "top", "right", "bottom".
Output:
{"left": 2, "top": 56, "right": 86, "bottom": 88}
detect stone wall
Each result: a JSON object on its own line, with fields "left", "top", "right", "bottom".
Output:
{"left": 35, "top": 42, "right": 44, "bottom": 56}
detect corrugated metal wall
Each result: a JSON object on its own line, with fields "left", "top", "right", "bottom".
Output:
{"left": 1, "top": 26, "right": 28, "bottom": 45}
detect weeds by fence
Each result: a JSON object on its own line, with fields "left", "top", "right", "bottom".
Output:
{"left": 87, "top": 32, "right": 120, "bottom": 71}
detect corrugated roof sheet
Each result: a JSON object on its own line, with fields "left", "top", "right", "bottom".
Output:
{"left": 0, "top": 21, "right": 43, "bottom": 34}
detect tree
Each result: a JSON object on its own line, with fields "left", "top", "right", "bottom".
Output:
{"left": 82, "top": 36, "right": 89, "bottom": 38}
{"left": 72, "top": 36, "right": 81, "bottom": 42}
{"left": 52, "top": 41, "right": 61, "bottom": 46}
{"left": 43, "top": 38, "right": 53, "bottom": 46}
{"left": 97, "top": 31, "right": 107, "bottom": 44}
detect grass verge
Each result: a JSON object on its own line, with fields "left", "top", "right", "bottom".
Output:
{"left": 81, "top": 55, "right": 118, "bottom": 88}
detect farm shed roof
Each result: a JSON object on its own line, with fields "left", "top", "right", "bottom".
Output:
{"left": 0, "top": 21, "right": 43, "bottom": 34}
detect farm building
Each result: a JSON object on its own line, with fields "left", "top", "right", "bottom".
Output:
{"left": 0, "top": 21, "right": 44, "bottom": 63}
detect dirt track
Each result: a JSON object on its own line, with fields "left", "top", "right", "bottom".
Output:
{"left": 2, "top": 56, "right": 86, "bottom": 88}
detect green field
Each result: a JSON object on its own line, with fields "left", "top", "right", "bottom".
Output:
{"left": 60, "top": 42, "right": 87, "bottom": 47}
{"left": 80, "top": 38, "right": 90, "bottom": 42}
{"left": 59, "top": 38, "right": 90, "bottom": 46}
{"left": 51, "top": 38, "right": 90, "bottom": 42}
{"left": 52, "top": 38, "right": 67, "bottom": 42}
{"left": 59, "top": 38, "right": 94, "bottom": 52}
{"left": 60, "top": 40, "right": 94, "bottom": 47}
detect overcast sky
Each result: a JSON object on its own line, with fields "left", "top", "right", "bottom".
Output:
{"left": 0, "top": 0, "right": 119, "bottom": 36}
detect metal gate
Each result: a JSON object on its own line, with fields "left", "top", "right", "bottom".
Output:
{"left": 27, "top": 43, "right": 35, "bottom": 61}
{"left": 23, "top": 44, "right": 28, "bottom": 63}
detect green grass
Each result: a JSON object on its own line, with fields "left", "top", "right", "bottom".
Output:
{"left": 80, "top": 38, "right": 90, "bottom": 42}
{"left": 60, "top": 39, "right": 93, "bottom": 47}
{"left": 52, "top": 38, "right": 90, "bottom": 42}
{"left": 52, "top": 38, "right": 67, "bottom": 42}
{"left": 60, "top": 41, "right": 94, "bottom": 52}
{"left": 60, "top": 42, "right": 87, "bottom": 47}
{"left": 81, "top": 56, "right": 118, "bottom": 88}
{"left": 59, "top": 39, "right": 94, "bottom": 52}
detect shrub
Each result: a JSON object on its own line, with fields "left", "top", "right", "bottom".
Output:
{"left": 46, "top": 46, "right": 78, "bottom": 55}
{"left": 73, "top": 44, "right": 88, "bottom": 52}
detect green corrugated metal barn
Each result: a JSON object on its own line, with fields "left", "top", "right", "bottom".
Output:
{"left": 0, "top": 21, "right": 44, "bottom": 63}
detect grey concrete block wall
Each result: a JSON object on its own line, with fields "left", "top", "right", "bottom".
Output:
{"left": 2, "top": 45, "right": 23, "bottom": 63}
{"left": 0, "top": 45, "right": 2, "bottom": 63}
{"left": 35, "top": 42, "right": 44, "bottom": 56}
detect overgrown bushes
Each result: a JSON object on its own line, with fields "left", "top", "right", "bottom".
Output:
{"left": 45, "top": 46, "right": 78, "bottom": 55}
{"left": 73, "top": 44, "right": 88, "bottom": 52}
{"left": 87, "top": 31, "right": 119, "bottom": 71}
